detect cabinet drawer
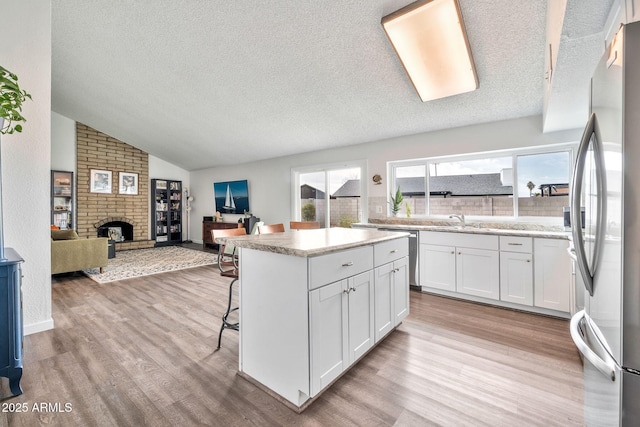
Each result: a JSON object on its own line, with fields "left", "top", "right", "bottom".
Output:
{"left": 374, "top": 238, "right": 408, "bottom": 267}
{"left": 420, "top": 231, "right": 498, "bottom": 250}
{"left": 309, "top": 246, "right": 373, "bottom": 290}
{"left": 499, "top": 236, "right": 532, "bottom": 253}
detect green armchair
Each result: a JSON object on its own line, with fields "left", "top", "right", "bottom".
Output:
{"left": 51, "top": 230, "right": 108, "bottom": 274}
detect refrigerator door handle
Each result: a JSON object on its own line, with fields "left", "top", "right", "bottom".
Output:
{"left": 570, "top": 113, "right": 606, "bottom": 297}
{"left": 570, "top": 310, "right": 617, "bottom": 381}
{"left": 566, "top": 245, "right": 578, "bottom": 262}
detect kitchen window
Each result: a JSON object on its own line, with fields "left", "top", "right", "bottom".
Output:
{"left": 388, "top": 145, "right": 573, "bottom": 219}
{"left": 291, "top": 161, "right": 367, "bottom": 228}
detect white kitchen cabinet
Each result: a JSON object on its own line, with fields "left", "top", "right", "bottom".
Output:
{"left": 499, "top": 236, "right": 534, "bottom": 306}
{"left": 419, "top": 243, "right": 456, "bottom": 291}
{"left": 456, "top": 247, "right": 500, "bottom": 299}
{"left": 500, "top": 251, "right": 533, "bottom": 306}
{"left": 393, "top": 256, "right": 409, "bottom": 325}
{"left": 420, "top": 231, "right": 499, "bottom": 300}
{"left": 309, "top": 270, "right": 374, "bottom": 396}
{"left": 237, "top": 231, "right": 409, "bottom": 409}
{"left": 374, "top": 256, "right": 409, "bottom": 342}
{"left": 534, "top": 238, "right": 571, "bottom": 312}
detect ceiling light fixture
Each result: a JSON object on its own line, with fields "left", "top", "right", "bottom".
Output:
{"left": 382, "top": 0, "right": 478, "bottom": 102}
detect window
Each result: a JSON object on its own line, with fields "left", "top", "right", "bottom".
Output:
{"left": 292, "top": 161, "right": 366, "bottom": 228}
{"left": 389, "top": 145, "right": 573, "bottom": 219}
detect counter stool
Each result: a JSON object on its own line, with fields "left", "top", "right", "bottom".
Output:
{"left": 257, "top": 223, "right": 285, "bottom": 234}
{"left": 212, "top": 227, "right": 246, "bottom": 349}
{"left": 289, "top": 221, "right": 320, "bottom": 230}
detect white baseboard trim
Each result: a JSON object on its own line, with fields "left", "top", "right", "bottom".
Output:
{"left": 24, "top": 318, "right": 54, "bottom": 336}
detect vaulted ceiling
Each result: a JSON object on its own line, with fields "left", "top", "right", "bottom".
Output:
{"left": 51, "top": 0, "right": 614, "bottom": 171}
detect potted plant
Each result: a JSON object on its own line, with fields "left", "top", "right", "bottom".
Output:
{"left": 388, "top": 187, "right": 404, "bottom": 216}
{"left": 1, "top": 65, "right": 31, "bottom": 135}
{"left": 0, "top": 65, "right": 31, "bottom": 259}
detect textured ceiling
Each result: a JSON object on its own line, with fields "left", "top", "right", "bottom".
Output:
{"left": 51, "top": 0, "right": 612, "bottom": 171}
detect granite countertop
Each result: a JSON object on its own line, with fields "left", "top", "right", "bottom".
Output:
{"left": 215, "top": 227, "right": 410, "bottom": 257}
{"left": 354, "top": 220, "right": 569, "bottom": 240}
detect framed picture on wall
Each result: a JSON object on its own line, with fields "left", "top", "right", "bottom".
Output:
{"left": 119, "top": 172, "right": 138, "bottom": 195}
{"left": 90, "top": 169, "right": 112, "bottom": 194}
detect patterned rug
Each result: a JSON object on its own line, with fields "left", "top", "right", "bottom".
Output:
{"left": 83, "top": 246, "right": 217, "bottom": 284}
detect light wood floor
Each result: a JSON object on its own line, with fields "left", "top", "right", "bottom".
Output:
{"left": 1, "top": 266, "right": 583, "bottom": 426}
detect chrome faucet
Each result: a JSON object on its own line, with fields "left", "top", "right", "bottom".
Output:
{"left": 449, "top": 214, "right": 466, "bottom": 227}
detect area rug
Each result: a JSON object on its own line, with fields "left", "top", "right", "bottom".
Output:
{"left": 83, "top": 246, "right": 217, "bottom": 284}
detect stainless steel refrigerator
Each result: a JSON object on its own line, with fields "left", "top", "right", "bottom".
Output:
{"left": 569, "top": 21, "right": 640, "bottom": 426}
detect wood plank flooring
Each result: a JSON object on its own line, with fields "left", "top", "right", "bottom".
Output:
{"left": 0, "top": 266, "right": 583, "bottom": 426}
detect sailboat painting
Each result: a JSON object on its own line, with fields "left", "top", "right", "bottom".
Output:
{"left": 213, "top": 180, "right": 250, "bottom": 214}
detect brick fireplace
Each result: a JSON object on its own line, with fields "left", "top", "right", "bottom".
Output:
{"left": 76, "top": 123, "right": 154, "bottom": 250}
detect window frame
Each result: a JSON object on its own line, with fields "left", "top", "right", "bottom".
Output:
{"left": 388, "top": 144, "right": 576, "bottom": 220}
{"left": 291, "top": 160, "right": 368, "bottom": 227}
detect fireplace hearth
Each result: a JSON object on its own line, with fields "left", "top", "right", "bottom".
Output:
{"left": 97, "top": 221, "right": 134, "bottom": 242}
{"left": 93, "top": 216, "right": 155, "bottom": 250}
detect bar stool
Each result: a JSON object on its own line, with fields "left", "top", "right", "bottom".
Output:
{"left": 257, "top": 223, "right": 285, "bottom": 234}
{"left": 212, "top": 227, "right": 246, "bottom": 349}
{"left": 289, "top": 221, "right": 320, "bottom": 230}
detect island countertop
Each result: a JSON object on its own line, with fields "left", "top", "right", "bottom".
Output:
{"left": 215, "top": 227, "right": 409, "bottom": 257}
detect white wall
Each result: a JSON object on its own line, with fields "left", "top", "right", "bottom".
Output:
{"left": 51, "top": 111, "right": 76, "bottom": 172}
{"left": 189, "top": 115, "right": 582, "bottom": 242}
{"left": 1, "top": 0, "right": 53, "bottom": 334}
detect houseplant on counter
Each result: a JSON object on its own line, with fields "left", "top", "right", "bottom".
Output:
{"left": 388, "top": 187, "right": 404, "bottom": 216}
{"left": 0, "top": 65, "right": 32, "bottom": 259}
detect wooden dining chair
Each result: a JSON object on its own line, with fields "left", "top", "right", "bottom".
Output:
{"left": 289, "top": 221, "right": 320, "bottom": 230}
{"left": 211, "top": 227, "right": 246, "bottom": 349}
{"left": 257, "top": 223, "right": 285, "bottom": 234}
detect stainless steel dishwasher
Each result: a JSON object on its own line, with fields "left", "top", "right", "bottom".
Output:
{"left": 379, "top": 228, "right": 419, "bottom": 289}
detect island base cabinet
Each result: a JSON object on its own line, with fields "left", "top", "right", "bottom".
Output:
{"left": 374, "top": 257, "right": 409, "bottom": 342}
{"left": 238, "top": 249, "right": 311, "bottom": 407}
{"left": 393, "top": 257, "right": 409, "bottom": 324}
{"left": 237, "top": 236, "right": 407, "bottom": 410}
{"left": 309, "top": 271, "right": 374, "bottom": 397}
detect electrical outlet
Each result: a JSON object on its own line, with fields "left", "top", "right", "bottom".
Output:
{"left": 375, "top": 206, "right": 383, "bottom": 213}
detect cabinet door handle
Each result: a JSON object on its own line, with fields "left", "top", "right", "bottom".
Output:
{"left": 343, "top": 289, "right": 350, "bottom": 294}
{"left": 450, "top": 251, "right": 455, "bottom": 254}
{"left": 527, "top": 259, "right": 531, "bottom": 263}
{"left": 508, "top": 243, "right": 523, "bottom": 246}
{"left": 342, "top": 262, "right": 354, "bottom": 267}
{"left": 390, "top": 249, "right": 398, "bottom": 253}
{"left": 458, "top": 252, "right": 462, "bottom": 255}
{"left": 351, "top": 287, "right": 356, "bottom": 293}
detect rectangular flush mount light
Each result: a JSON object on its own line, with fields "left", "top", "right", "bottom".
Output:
{"left": 382, "top": 0, "right": 478, "bottom": 102}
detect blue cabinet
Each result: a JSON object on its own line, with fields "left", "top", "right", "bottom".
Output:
{"left": 0, "top": 248, "right": 24, "bottom": 396}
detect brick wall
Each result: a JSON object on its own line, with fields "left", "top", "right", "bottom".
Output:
{"left": 76, "top": 123, "right": 152, "bottom": 248}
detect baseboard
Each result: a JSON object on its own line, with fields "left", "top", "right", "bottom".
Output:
{"left": 24, "top": 318, "right": 54, "bottom": 336}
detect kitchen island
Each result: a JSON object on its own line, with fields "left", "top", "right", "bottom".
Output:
{"left": 217, "top": 227, "right": 409, "bottom": 411}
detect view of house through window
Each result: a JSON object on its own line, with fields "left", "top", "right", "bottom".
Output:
{"left": 429, "top": 156, "right": 513, "bottom": 217}
{"left": 390, "top": 146, "right": 573, "bottom": 219}
{"left": 296, "top": 165, "right": 363, "bottom": 228}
